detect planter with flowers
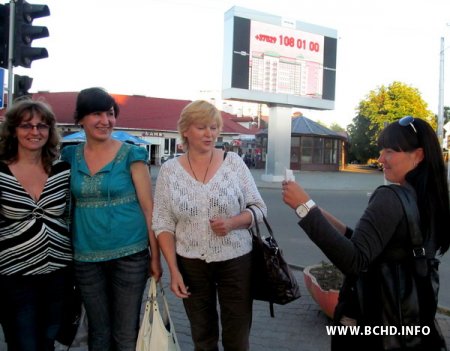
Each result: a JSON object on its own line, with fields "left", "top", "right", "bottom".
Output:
{"left": 303, "top": 261, "right": 344, "bottom": 319}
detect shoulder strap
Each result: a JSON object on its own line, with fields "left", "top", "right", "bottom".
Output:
{"left": 247, "top": 205, "right": 275, "bottom": 239}
{"left": 386, "top": 185, "right": 423, "bottom": 250}
{"left": 382, "top": 185, "right": 428, "bottom": 277}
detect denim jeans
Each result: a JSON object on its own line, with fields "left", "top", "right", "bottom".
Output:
{"left": 74, "top": 250, "right": 149, "bottom": 351}
{"left": 177, "top": 252, "right": 253, "bottom": 351}
{"left": 0, "top": 268, "right": 69, "bottom": 351}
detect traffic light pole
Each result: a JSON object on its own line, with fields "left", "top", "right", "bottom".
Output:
{"left": 7, "top": 0, "right": 15, "bottom": 108}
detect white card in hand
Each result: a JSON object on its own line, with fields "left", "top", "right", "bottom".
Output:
{"left": 285, "top": 169, "right": 295, "bottom": 181}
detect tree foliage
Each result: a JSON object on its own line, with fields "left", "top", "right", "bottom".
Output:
{"left": 329, "top": 122, "right": 345, "bottom": 132}
{"left": 347, "top": 115, "right": 378, "bottom": 162}
{"left": 359, "top": 81, "right": 435, "bottom": 130}
{"left": 444, "top": 106, "right": 450, "bottom": 125}
{"left": 348, "top": 81, "right": 436, "bottom": 162}
{"left": 315, "top": 119, "right": 327, "bottom": 128}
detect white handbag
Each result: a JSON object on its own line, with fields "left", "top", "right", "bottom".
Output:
{"left": 136, "top": 278, "right": 181, "bottom": 351}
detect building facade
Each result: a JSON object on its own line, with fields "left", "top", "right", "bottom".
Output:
{"left": 19, "top": 92, "right": 256, "bottom": 165}
{"left": 257, "top": 116, "right": 347, "bottom": 171}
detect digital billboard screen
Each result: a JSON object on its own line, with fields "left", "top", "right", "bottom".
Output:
{"left": 223, "top": 7, "right": 337, "bottom": 109}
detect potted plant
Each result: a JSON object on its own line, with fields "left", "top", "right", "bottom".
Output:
{"left": 303, "top": 261, "right": 344, "bottom": 319}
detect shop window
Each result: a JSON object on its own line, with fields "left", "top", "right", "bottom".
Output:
{"left": 301, "top": 137, "right": 313, "bottom": 163}
{"left": 324, "top": 139, "right": 338, "bottom": 164}
{"left": 312, "top": 138, "right": 324, "bottom": 163}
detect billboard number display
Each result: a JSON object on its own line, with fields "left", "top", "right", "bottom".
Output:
{"left": 223, "top": 7, "right": 337, "bottom": 110}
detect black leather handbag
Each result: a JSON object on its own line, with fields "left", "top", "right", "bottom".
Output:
{"left": 247, "top": 206, "right": 301, "bottom": 317}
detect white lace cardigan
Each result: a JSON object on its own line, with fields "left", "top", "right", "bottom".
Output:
{"left": 152, "top": 152, "right": 267, "bottom": 263}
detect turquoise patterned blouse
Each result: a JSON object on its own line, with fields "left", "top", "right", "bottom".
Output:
{"left": 61, "top": 142, "right": 149, "bottom": 262}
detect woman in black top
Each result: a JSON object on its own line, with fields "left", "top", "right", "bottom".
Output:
{"left": 0, "top": 100, "right": 72, "bottom": 351}
{"left": 282, "top": 117, "right": 450, "bottom": 350}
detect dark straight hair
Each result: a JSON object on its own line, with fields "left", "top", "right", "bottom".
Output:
{"left": 73, "top": 87, "right": 120, "bottom": 124}
{"left": 378, "top": 118, "right": 450, "bottom": 254}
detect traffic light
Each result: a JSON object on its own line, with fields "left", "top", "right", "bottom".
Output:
{"left": 0, "top": 4, "right": 9, "bottom": 69}
{"left": 13, "top": 0, "right": 49, "bottom": 68}
{"left": 13, "top": 74, "right": 33, "bottom": 99}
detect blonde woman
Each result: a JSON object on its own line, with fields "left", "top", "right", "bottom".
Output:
{"left": 153, "top": 100, "right": 266, "bottom": 351}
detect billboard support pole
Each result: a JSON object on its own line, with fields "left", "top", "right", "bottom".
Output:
{"left": 261, "top": 105, "right": 292, "bottom": 182}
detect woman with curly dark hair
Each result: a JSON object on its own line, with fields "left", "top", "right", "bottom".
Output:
{"left": 0, "top": 99, "right": 72, "bottom": 351}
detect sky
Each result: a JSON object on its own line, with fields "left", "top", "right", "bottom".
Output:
{"left": 7, "top": 0, "right": 450, "bottom": 128}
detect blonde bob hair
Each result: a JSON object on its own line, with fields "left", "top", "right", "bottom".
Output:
{"left": 177, "top": 100, "right": 223, "bottom": 149}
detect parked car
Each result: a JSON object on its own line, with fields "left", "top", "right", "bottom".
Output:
{"left": 161, "top": 154, "right": 171, "bottom": 164}
{"left": 367, "top": 158, "right": 383, "bottom": 171}
{"left": 161, "top": 153, "right": 184, "bottom": 164}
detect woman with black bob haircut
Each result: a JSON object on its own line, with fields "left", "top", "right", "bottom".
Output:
{"left": 282, "top": 116, "right": 450, "bottom": 350}
{"left": 61, "top": 87, "right": 162, "bottom": 350}
{"left": 73, "top": 87, "right": 120, "bottom": 124}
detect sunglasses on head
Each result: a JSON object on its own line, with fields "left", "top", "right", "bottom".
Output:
{"left": 398, "top": 116, "right": 417, "bottom": 133}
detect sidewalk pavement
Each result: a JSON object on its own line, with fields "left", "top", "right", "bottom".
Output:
{"left": 162, "top": 267, "right": 450, "bottom": 351}
{"left": 147, "top": 164, "right": 450, "bottom": 350}
{"left": 1, "top": 165, "right": 449, "bottom": 350}
{"left": 46, "top": 266, "right": 450, "bottom": 351}
{"left": 2, "top": 268, "right": 448, "bottom": 350}
{"left": 149, "top": 265, "right": 450, "bottom": 351}
{"left": 145, "top": 267, "right": 334, "bottom": 351}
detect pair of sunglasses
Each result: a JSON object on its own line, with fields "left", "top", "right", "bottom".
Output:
{"left": 398, "top": 115, "right": 417, "bottom": 133}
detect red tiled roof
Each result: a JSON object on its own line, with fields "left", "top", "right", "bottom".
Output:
{"left": 16, "top": 92, "right": 256, "bottom": 135}
{"left": 229, "top": 116, "right": 254, "bottom": 123}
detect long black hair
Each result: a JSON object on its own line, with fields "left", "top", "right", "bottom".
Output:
{"left": 378, "top": 118, "right": 450, "bottom": 254}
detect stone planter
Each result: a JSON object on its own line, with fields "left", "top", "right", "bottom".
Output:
{"left": 303, "top": 264, "right": 341, "bottom": 319}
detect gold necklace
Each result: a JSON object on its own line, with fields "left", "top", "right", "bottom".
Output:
{"left": 187, "top": 151, "right": 214, "bottom": 183}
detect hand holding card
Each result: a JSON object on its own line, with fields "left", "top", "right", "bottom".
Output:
{"left": 285, "top": 169, "right": 295, "bottom": 181}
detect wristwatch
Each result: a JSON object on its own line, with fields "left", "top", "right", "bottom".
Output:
{"left": 295, "top": 199, "right": 316, "bottom": 219}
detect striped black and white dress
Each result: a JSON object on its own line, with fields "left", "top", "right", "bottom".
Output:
{"left": 0, "top": 160, "right": 72, "bottom": 276}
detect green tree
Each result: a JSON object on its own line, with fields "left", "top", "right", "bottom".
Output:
{"left": 329, "top": 122, "right": 345, "bottom": 132}
{"left": 444, "top": 106, "right": 450, "bottom": 125}
{"left": 359, "top": 81, "right": 435, "bottom": 132}
{"left": 315, "top": 119, "right": 327, "bottom": 128}
{"left": 348, "top": 81, "right": 435, "bottom": 162}
{"left": 346, "top": 115, "right": 378, "bottom": 162}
